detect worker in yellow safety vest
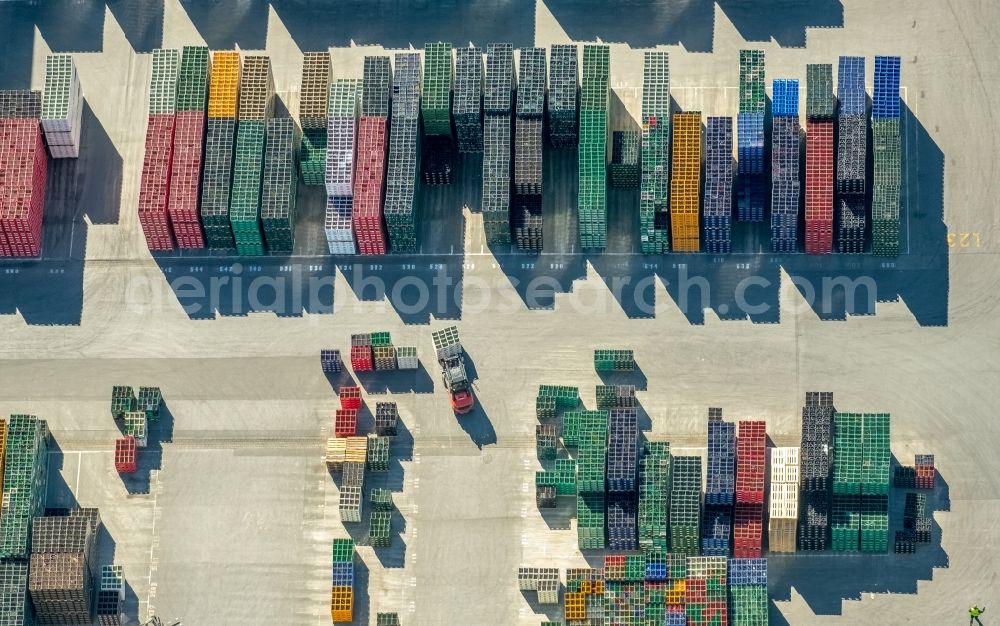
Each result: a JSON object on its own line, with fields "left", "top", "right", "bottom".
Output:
{"left": 970, "top": 605, "right": 985, "bottom": 626}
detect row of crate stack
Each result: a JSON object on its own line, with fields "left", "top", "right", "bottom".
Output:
{"left": 330, "top": 538, "right": 355, "bottom": 622}
{"left": 346, "top": 332, "right": 418, "bottom": 373}
{"left": 111, "top": 385, "right": 162, "bottom": 474}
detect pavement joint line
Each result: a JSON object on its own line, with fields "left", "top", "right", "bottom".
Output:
{"left": 145, "top": 470, "right": 162, "bottom": 621}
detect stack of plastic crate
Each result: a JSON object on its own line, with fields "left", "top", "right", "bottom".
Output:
{"left": 28, "top": 509, "right": 101, "bottom": 624}
{"left": 837, "top": 56, "right": 867, "bottom": 253}
{"left": 0, "top": 420, "right": 6, "bottom": 499}
{"left": 594, "top": 349, "right": 635, "bottom": 371}
{"left": 422, "top": 42, "right": 454, "bottom": 185}
{"left": 704, "top": 117, "right": 733, "bottom": 253}
{"left": 548, "top": 45, "right": 578, "bottom": 149}
{"left": 610, "top": 130, "right": 639, "bottom": 189}
{"left": 230, "top": 55, "right": 274, "bottom": 256}
{"left": 798, "top": 392, "right": 833, "bottom": 550}
{"left": 354, "top": 57, "right": 391, "bottom": 255}
{"left": 669, "top": 456, "right": 701, "bottom": 556}
{"left": 453, "top": 47, "right": 483, "bottom": 153}
{"left": 514, "top": 47, "right": 545, "bottom": 251}
{"left": 201, "top": 51, "right": 240, "bottom": 249}
{"left": 331, "top": 538, "right": 354, "bottom": 622}
{"left": 517, "top": 567, "right": 560, "bottom": 605}
{"left": 0, "top": 415, "right": 50, "bottom": 560}
{"left": 96, "top": 565, "right": 124, "bottom": 625}
{"left": 607, "top": 408, "right": 638, "bottom": 550}
{"left": 168, "top": 46, "right": 210, "bottom": 249}
{"left": 578, "top": 45, "right": 609, "bottom": 250}
{"left": 685, "top": 556, "right": 728, "bottom": 626}
{"left": 260, "top": 117, "right": 298, "bottom": 252}
{"left": 643, "top": 551, "right": 667, "bottom": 623}
{"left": 860, "top": 413, "right": 890, "bottom": 552}
{"left": 728, "top": 558, "right": 767, "bottom": 626}
{"left": 324, "top": 79, "right": 361, "bottom": 254}
{"left": 138, "top": 49, "right": 180, "bottom": 251}
{"left": 770, "top": 79, "right": 801, "bottom": 253}
{"left": 670, "top": 111, "right": 702, "bottom": 252}
{"left": 638, "top": 442, "right": 670, "bottom": 552}
{"left": 124, "top": 412, "right": 148, "bottom": 448}
{"left": 872, "top": 56, "right": 902, "bottom": 257}
{"left": 577, "top": 414, "right": 608, "bottom": 550}
{"left": 482, "top": 43, "right": 514, "bottom": 246}
{"left": 915, "top": 454, "right": 935, "bottom": 490}
{"left": 383, "top": 53, "right": 422, "bottom": 253}
{"left": 734, "top": 420, "right": 765, "bottom": 558}
{"left": 831, "top": 411, "right": 863, "bottom": 551}
{"left": 768, "top": 447, "right": 800, "bottom": 552}
{"left": 40, "top": 54, "right": 82, "bottom": 159}
{"left": 300, "top": 51, "right": 330, "bottom": 187}
{"left": 0, "top": 94, "right": 47, "bottom": 257}
{"left": 564, "top": 567, "right": 603, "bottom": 622}
{"left": 737, "top": 50, "right": 766, "bottom": 222}
{"left": 703, "top": 411, "right": 735, "bottom": 555}
{"left": 604, "top": 556, "right": 645, "bottom": 622}
{"left": 805, "top": 64, "right": 835, "bottom": 254}
{"left": 639, "top": 52, "right": 670, "bottom": 253}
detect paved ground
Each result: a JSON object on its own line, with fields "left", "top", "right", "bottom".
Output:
{"left": 0, "top": 1, "right": 998, "bottom": 625}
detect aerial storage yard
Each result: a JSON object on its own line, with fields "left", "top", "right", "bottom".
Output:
{"left": 0, "top": 0, "right": 997, "bottom": 625}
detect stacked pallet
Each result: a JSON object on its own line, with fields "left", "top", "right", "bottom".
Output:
{"left": 300, "top": 51, "right": 330, "bottom": 189}
{"left": 639, "top": 52, "right": 670, "bottom": 253}
{"left": 831, "top": 411, "right": 862, "bottom": 551}
{"left": 638, "top": 442, "right": 670, "bottom": 552}
{"left": 768, "top": 447, "right": 800, "bottom": 552}
{"left": 872, "top": 56, "right": 902, "bottom": 257}
{"left": 261, "top": 117, "right": 298, "bottom": 252}
{"left": 201, "top": 51, "right": 240, "bottom": 249}
{"left": 704, "top": 117, "right": 733, "bottom": 254}
{"left": 28, "top": 509, "right": 101, "bottom": 624}
{"left": 770, "top": 79, "right": 800, "bottom": 252}
{"left": 324, "top": 80, "right": 361, "bottom": 254}
{"left": 734, "top": 420, "right": 765, "bottom": 558}
{"left": 728, "top": 558, "right": 767, "bottom": 626}
{"left": 384, "top": 53, "right": 422, "bottom": 253}
{"left": 861, "top": 413, "right": 890, "bottom": 552}
{"left": 837, "top": 56, "right": 867, "bottom": 253}
{"left": 482, "top": 43, "right": 514, "bottom": 246}
{"left": 668, "top": 456, "right": 701, "bottom": 556}
{"left": 453, "top": 47, "right": 484, "bottom": 153}
{"left": 737, "top": 50, "right": 766, "bottom": 222}
{"left": 670, "top": 112, "right": 701, "bottom": 252}
{"left": 514, "top": 47, "right": 545, "bottom": 251}
{"left": 138, "top": 49, "right": 180, "bottom": 251}
{"left": 798, "top": 392, "right": 833, "bottom": 550}
{"left": 40, "top": 54, "right": 82, "bottom": 159}
{"left": 96, "top": 565, "right": 124, "bottom": 625}
{"left": 578, "top": 45, "right": 609, "bottom": 250}
{"left": 606, "top": 408, "right": 638, "bottom": 550}
{"left": 168, "top": 46, "right": 210, "bottom": 249}
{"left": 422, "top": 43, "right": 454, "bottom": 185}
{"left": 0, "top": 93, "right": 47, "bottom": 257}
{"left": 577, "top": 412, "right": 607, "bottom": 550}
{"left": 230, "top": 55, "right": 274, "bottom": 256}
{"left": 685, "top": 556, "right": 728, "bottom": 626}
{"left": 354, "top": 57, "right": 391, "bottom": 255}
{"left": 703, "top": 411, "right": 735, "bottom": 555}
{"left": 0, "top": 415, "right": 50, "bottom": 560}
{"left": 331, "top": 538, "right": 355, "bottom": 622}
{"left": 805, "top": 64, "right": 835, "bottom": 254}
{"left": 548, "top": 45, "right": 578, "bottom": 148}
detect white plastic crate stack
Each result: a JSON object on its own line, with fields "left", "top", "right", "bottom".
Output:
{"left": 40, "top": 54, "right": 83, "bottom": 159}
{"left": 395, "top": 346, "right": 418, "bottom": 370}
{"left": 768, "top": 446, "right": 800, "bottom": 552}
{"left": 325, "top": 79, "right": 361, "bottom": 254}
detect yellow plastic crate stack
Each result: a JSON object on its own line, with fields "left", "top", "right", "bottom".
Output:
{"left": 768, "top": 446, "right": 800, "bottom": 552}
{"left": 669, "top": 111, "right": 702, "bottom": 252}
{"left": 208, "top": 52, "right": 240, "bottom": 118}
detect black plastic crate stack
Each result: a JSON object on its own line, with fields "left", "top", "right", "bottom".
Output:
{"left": 453, "top": 47, "right": 483, "bottom": 153}
{"left": 375, "top": 402, "right": 398, "bottom": 437}
{"left": 606, "top": 409, "right": 638, "bottom": 550}
{"left": 384, "top": 53, "right": 422, "bottom": 253}
{"left": 703, "top": 117, "right": 733, "bottom": 253}
{"left": 640, "top": 52, "right": 670, "bottom": 253}
{"left": 421, "top": 42, "right": 454, "bottom": 185}
{"left": 836, "top": 56, "right": 867, "bottom": 253}
{"left": 28, "top": 509, "right": 101, "bottom": 624}
{"left": 737, "top": 50, "right": 766, "bottom": 222}
{"left": 609, "top": 130, "right": 639, "bottom": 189}
{"left": 260, "top": 117, "right": 298, "bottom": 252}
{"left": 201, "top": 52, "right": 240, "bottom": 250}
{"left": 770, "top": 79, "right": 801, "bottom": 253}
{"left": 703, "top": 410, "right": 735, "bottom": 555}
{"left": 482, "top": 43, "right": 515, "bottom": 246}
{"left": 798, "top": 392, "right": 833, "bottom": 550}
{"left": 514, "top": 47, "right": 545, "bottom": 252}
{"left": 548, "top": 45, "right": 578, "bottom": 148}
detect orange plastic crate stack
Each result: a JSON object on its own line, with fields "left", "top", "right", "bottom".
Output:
{"left": 208, "top": 52, "right": 240, "bottom": 119}
{"left": 669, "top": 112, "right": 702, "bottom": 252}
{"left": 330, "top": 586, "right": 352, "bottom": 622}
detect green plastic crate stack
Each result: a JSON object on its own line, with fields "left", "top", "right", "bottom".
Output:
{"left": 872, "top": 119, "right": 902, "bottom": 256}
{"left": 137, "top": 386, "right": 161, "bottom": 420}
{"left": 201, "top": 117, "right": 238, "bottom": 248}
{"left": 482, "top": 43, "right": 514, "bottom": 246}
{"left": 370, "top": 488, "right": 393, "bottom": 512}
{"left": 300, "top": 52, "right": 331, "bottom": 187}
{"left": 124, "top": 412, "right": 148, "bottom": 448}
{"left": 831, "top": 494, "right": 861, "bottom": 551}
{"left": 555, "top": 459, "right": 577, "bottom": 495}
{"left": 175, "top": 46, "right": 210, "bottom": 112}
{"left": 376, "top": 614, "right": 400, "bottom": 626}
{"left": 422, "top": 43, "right": 453, "bottom": 137}
{"left": 577, "top": 411, "right": 607, "bottom": 549}
{"left": 640, "top": 52, "right": 671, "bottom": 254}
{"left": 536, "top": 396, "right": 556, "bottom": 420}
{"left": 300, "top": 127, "right": 327, "bottom": 186}
{"left": 371, "top": 331, "right": 392, "bottom": 347}
{"left": 578, "top": 45, "right": 610, "bottom": 250}
{"left": 668, "top": 456, "right": 701, "bottom": 556}
{"left": 730, "top": 585, "right": 768, "bottom": 626}
{"left": 605, "top": 581, "right": 644, "bottom": 622}
{"left": 149, "top": 49, "right": 180, "bottom": 115}
{"left": 0, "top": 415, "right": 49, "bottom": 560}
{"left": 367, "top": 436, "right": 390, "bottom": 472}
{"left": 230, "top": 121, "right": 267, "bottom": 255}
{"left": 576, "top": 492, "right": 605, "bottom": 550}
{"left": 332, "top": 538, "right": 355, "bottom": 564}
{"left": 111, "top": 386, "right": 136, "bottom": 420}
{"left": 860, "top": 413, "right": 890, "bottom": 552}
{"left": 384, "top": 53, "right": 422, "bottom": 252}
{"left": 739, "top": 50, "right": 766, "bottom": 113}
{"left": 369, "top": 511, "right": 391, "bottom": 547}
{"left": 453, "top": 47, "right": 483, "bottom": 153}
{"left": 538, "top": 385, "right": 580, "bottom": 409}
{"left": 832, "top": 411, "right": 862, "bottom": 551}
{"left": 594, "top": 349, "right": 635, "bottom": 372}
{"left": 577, "top": 430, "right": 606, "bottom": 495}
{"left": 805, "top": 64, "right": 835, "bottom": 119}
{"left": 548, "top": 44, "right": 578, "bottom": 148}
{"left": 610, "top": 130, "right": 640, "bottom": 189}
{"left": 261, "top": 117, "right": 298, "bottom": 252}
{"left": 861, "top": 493, "right": 889, "bottom": 552}
{"left": 639, "top": 442, "right": 671, "bottom": 552}
{"left": 561, "top": 410, "right": 605, "bottom": 448}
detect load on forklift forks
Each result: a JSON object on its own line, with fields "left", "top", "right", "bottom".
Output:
{"left": 431, "top": 326, "right": 475, "bottom": 414}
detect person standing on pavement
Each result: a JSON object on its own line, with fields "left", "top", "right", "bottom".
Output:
{"left": 970, "top": 605, "right": 985, "bottom": 625}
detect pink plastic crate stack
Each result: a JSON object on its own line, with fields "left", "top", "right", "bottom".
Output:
{"left": 0, "top": 115, "right": 48, "bottom": 257}
{"left": 137, "top": 114, "right": 177, "bottom": 250}
{"left": 167, "top": 111, "right": 206, "bottom": 248}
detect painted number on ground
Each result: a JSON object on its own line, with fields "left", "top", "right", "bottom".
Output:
{"left": 948, "top": 232, "right": 982, "bottom": 248}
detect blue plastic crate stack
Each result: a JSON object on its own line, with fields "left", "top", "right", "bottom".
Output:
{"left": 482, "top": 43, "right": 515, "bottom": 246}
{"left": 836, "top": 56, "right": 867, "bottom": 253}
{"left": 703, "top": 117, "right": 733, "bottom": 254}
{"left": 737, "top": 50, "right": 766, "bottom": 222}
{"left": 770, "top": 79, "right": 801, "bottom": 253}
{"left": 729, "top": 558, "right": 768, "bottom": 625}
{"left": 871, "top": 56, "right": 902, "bottom": 257}
{"left": 514, "top": 47, "right": 546, "bottom": 251}
{"left": 606, "top": 408, "right": 639, "bottom": 550}
{"left": 703, "top": 410, "right": 735, "bottom": 555}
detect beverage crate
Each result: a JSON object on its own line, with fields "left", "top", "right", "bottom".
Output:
{"left": 339, "top": 385, "right": 361, "bottom": 410}
{"left": 607, "top": 408, "right": 638, "bottom": 493}
{"left": 384, "top": 52, "right": 422, "bottom": 253}
{"left": 238, "top": 56, "right": 274, "bottom": 121}
{"left": 149, "top": 49, "right": 180, "bottom": 115}
{"left": 704, "top": 116, "right": 733, "bottom": 253}
{"left": 335, "top": 409, "right": 358, "bottom": 438}
{"left": 770, "top": 447, "right": 800, "bottom": 484}
{"left": 172, "top": 46, "right": 209, "bottom": 115}
{"left": 736, "top": 112, "right": 764, "bottom": 176}
{"left": 370, "top": 488, "right": 393, "bottom": 512}
{"left": 300, "top": 126, "right": 327, "bottom": 187}
{"left": 375, "top": 402, "right": 398, "bottom": 437}
{"left": 167, "top": 111, "right": 206, "bottom": 248}
{"left": 300, "top": 51, "right": 330, "bottom": 129}
{"left": 668, "top": 111, "right": 701, "bottom": 251}
{"left": 395, "top": 346, "right": 418, "bottom": 370}
{"left": 350, "top": 345, "right": 374, "bottom": 371}
{"left": 873, "top": 56, "right": 902, "bottom": 119}
{"left": 362, "top": 56, "right": 392, "bottom": 117}
{"left": 124, "top": 412, "right": 148, "bottom": 447}
{"left": 208, "top": 51, "right": 240, "bottom": 119}
{"left": 806, "top": 63, "right": 835, "bottom": 119}
{"left": 860, "top": 494, "right": 888, "bottom": 552}
{"left": 837, "top": 56, "right": 865, "bottom": 116}
{"left": 728, "top": 558, "right": 766, "bottom": 587}
{"left": 374, "top": 345, "right": 397, "bottom": 371}
{"left": 325, "top": 80, "right": 360, "bottom": 196}
{"left": 261, "top": 117, "right": 298, "bottom": 253}
{"left": 422, "top": 135, "right": 454, "bottom": 185}
{"left": 0, "top": 90, "right": 41, "bottom": 118}
{"left": 343, "top": 460, "right": 365, "bottom": 486}
{"left": 332, "top": 562, "right": 354, "bottom": 587}
{"left": 594, "top": 349, "right": 634, "bottom": 371}
{"left": 736, "top": 420, "right": 765, "bottom": 504}
{"left": 325, "top": 438, "right": 347, "bottom": 471}
{"left": 482, "top": 113, "right": 512, "bottom": 245}
{"left": 578, "top": 44, "right": 610, "bottom": 250}
{"left": 797, "top": 490, "right": 829, "bottom": 551}
{"left": 332, "top": 538, "right": 355, "bottom": 563}
{"left": 537, "top": 384, "right": 580, "bottom": 409}
{"left": 536, "top": 483, "right": 556, "bottom": 508}
{"left": 837, "top": 113, "right": 866, "bottom": 195}
{"left": 838, "top": 196, "right": 866, "bottom": 255}
{"left": 369, "top": 511, "right": 391, "bottom": 547}
{"left": 485, "top": 43, "right": 514, "bottom": 116}
{"left": 638, "top": 443, "right": 670, "bottom": 552}
{"left": 577, "top": 430, "right": 607, "bottom": 494}
{"left": 376, "top": 614, "right": 400, "bottom": 626}
{"left": 200, "top": 118, "right": 237, "bottom": 248}
{"left": 40, "top": 54, "right": 82, "bottom": 157}
{"left": 832, "top": 412, "right": 863, "bottom": 495}
{"left": 536, "top": 424, "right": 558, "bottom": 460}
{"left": 772, "top": 78, "right": 799, "bottom": 117}
{"left": 548, "top": 44, "right": 578, "bottom": 148}
{"left": 331, "top": 585, "right": 353, "bottom": 622}
{"left": 352, "top": 116, "right": 389, "bottom": 254}
{"left": 895, "top": 530, "right": 916, "bottom": 554}
{"left": 114, "top": 437, "right": 137, "bottom": 473}
{"left": 914, "top": 517, "right": 932, "bottom": 543}
{"left": 706, "top": 418, "right": 735, "bottom": 505}
{"left": 29, "top": 550, "right": 96, "bottom": 625}
{"left": 861, "top": 413, "right": 890, "bottom": 494}
{"left": 454, "top": 47, "right": 484, "bottom": 153}
{"left": 325, "top": 195, "right": 357, "bottom": 254}
{"left": 320, "top": 349, "right": 342, "bottom": 374}
{"left": 739, "top": 50, "right": 765, "bottom": 112}
{"left": 768, "top": 515, "right": 797, "bottom": 553}
{"left": 514, "top": 117, "right": 543, "bottom": 195}
{"left": 339, "top": 485, "right": 362, "bottom": 523}
{"left": 609, "top": 130, "right": 640, "bottom": 189}
{"left": 669, "top": 456, "right": 702, "bottom": 556}
{"left": 830, "top": 494, "right": 860, "bottom": 551}
{"left": 517, "top": 47, "right": 546, "bottom": 119}
{"left": 577, "top": 493, "right": 605, "bottom": 550}
{"left": 111, "top": 386, "right": 136, "bottom": 419}
{"left": 137, "top": 114, "right": 177, "bottom": 250}
{"left": 894, "top": 465, "right": 916, "bottom": 488}
{"left": 0, "top": 415, "right": 49, "bottom": 559}
{"left": 230, "top": 120, "right": 266, "bottom": 255}
{"left": 513, "top": 196, "right": 543, "bottom": 251}
{"left": 915, "top": 454, "right": 935, "bottom": 490}
{"left": 733, "top": 502, "right": 763, "bottom": 558}
{"left": 607, "top": 495, "right": 638, "bottom": 551}
{"left": 701, "top": 505, "right": 732, "bottom": 556}
{"left": 805, "top": 120, "right": 834, "bottom": 254}
{"left": 730, "top": 584, "right": 767, "bottom": 626}
{"left": 423, "top": 42, "right": 453, "bottom": 136}
{"left": 639, "top": 52, "right": 671, "bottom": 253}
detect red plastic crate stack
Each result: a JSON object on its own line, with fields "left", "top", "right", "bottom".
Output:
{"left": 138, "top": 114, "right": 177, "bottom": 251}
{"left": 352, "top": 116, "right": 388, "bottom": 255}
{"left": 166, "top": 111, "right": 206, "bottom": 248}
{"left": 734, "top": 420, "right": 766, "bottom": 558}
{"left": 805, "top": 120, "right": 834, "bottom": 254}
{"left": 350, "top": 345, "right": 373, "bottom": 371}
{"left": 733, "top": 502, "right": 763, "bottom": 558}
{"left": 0, "top": 119, "right": 48, "bottom": 257}
{"left": 114, "top": 436, "right": 137, "bottom": 473}
{"left": 339, "top": 385, "right": 362, "bottom": 410}
{"left": 915, "top": 454, "right": 935, "bottom": 490}
{"left": 335, "top": 409, "right": 358, "bottom": 437}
